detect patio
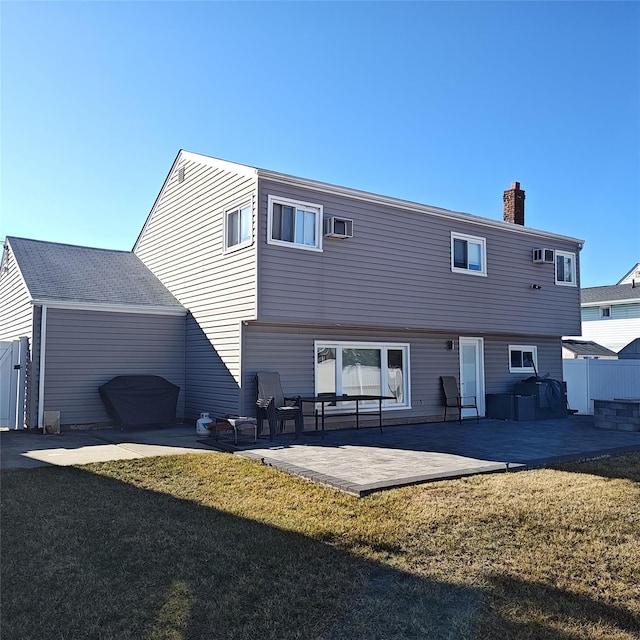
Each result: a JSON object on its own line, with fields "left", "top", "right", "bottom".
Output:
{"left": 3, "top": 415, "right": 640, "bottom": 496}
{"left": 200, "top": 414, "right": 640, "bottom": 495}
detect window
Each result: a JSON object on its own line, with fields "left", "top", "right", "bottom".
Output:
{"left": 451, "top": 233, "right": 487, "bottom": 276}
{"left": 315, "top": 341, "right": 410, "bottom": 409}
{"left": 600, "top": 306, "right": 611, "bottom": 319}
{"left": 509, "top": 345, "right": 538, "bottom": 373}
{"left": 555, "top": 251, "right": 576, "bottom": 286}
{"left": 225, "top": 202, "right": 252, "bottom": 251}
{"left": 268, "top": 195, "right": 323, "bottom": 251}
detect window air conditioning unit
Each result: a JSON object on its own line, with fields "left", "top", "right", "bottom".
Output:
{"left": 324, "top": 216, "right": 353, "bottom": 238}
{"left": 532, "top": 248, "right": 554, "bottom": 264}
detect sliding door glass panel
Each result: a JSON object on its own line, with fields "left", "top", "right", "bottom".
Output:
{"left": 387, "top": 349, "right": 404, "bottom": 404}
{"left": 316, "top": 347, "right": 336, "bottom": 394}
{"left": 342, "top": 348, "right": 381, "bottom": 408}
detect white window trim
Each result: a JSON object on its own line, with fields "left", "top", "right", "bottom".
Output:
{"left": 267, "top": 195, "right": 323, "bottom": 252}
{"left": 508, "top": 344, "right": 538, "bottom": 373}
{"left": 223, "top": 200, "right": 253, "bottom": 253}
{"left": 600, "top": 306, "right": 612, "bottom": 319}
{"left": 450, "top": 232, "right": 487, "bottom": 276}
{"left": 314, "top": 340, "right": 411, "bottom": 410}
{"left": 555, "top": 250, "right": 577, "bottom": 286}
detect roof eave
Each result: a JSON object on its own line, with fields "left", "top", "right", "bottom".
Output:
{"left": 30, "top": 298, "right": 187, "bottom": 316}
{"left": 257, "top": 169, "right": 585, "bottom": 246}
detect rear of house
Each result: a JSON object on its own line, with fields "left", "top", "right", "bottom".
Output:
{"left": 135, "top": 151, "right": 583, "bottom": 425}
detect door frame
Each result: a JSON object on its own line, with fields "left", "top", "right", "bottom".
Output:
{"left": 458, "top": 337, "right": 485, "bottom": 417}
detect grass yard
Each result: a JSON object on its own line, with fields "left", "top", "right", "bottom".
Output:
{"left": 1, "top": 452, "right": 639, "bottom": 640}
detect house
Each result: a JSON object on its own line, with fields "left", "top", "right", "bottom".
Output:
{"left": 0, "top": 238, "right": 186, "bottom": 428}
{"left": 575, "top": 265, "right": 640, "bottom": 353}
{"left": 618, "top": 337, "right": 640, "bottom": 360}
{"left": 561, "top": 339, "right": 618, "bottom": 360}
{"left": 131, "top": 150, "right": 583, "bottom": 425}
{"left": 1, "top": 152, "right": 585, "bottom": 429}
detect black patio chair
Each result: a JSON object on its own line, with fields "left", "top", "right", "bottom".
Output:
{"left": 255, "top": 371, "right": 303, "bottom": 439}
{"left": 441, "top": 376, "right": 479, "bottom": 424}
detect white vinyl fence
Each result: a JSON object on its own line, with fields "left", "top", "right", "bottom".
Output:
{"left": 563, "top": 358, "right": 640, "bottom": 415}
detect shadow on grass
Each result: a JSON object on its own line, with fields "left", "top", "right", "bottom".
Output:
{"left": 481, "top": 574, "right": 640, "bottom": 639}
{"left": 550, "top": 452, "right": 640, "bottom": 483}
{"left": 1, "top": 464, "right": 638, "bottom": 640}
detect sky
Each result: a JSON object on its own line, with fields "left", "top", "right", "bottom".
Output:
{"left": 1, "top": 1, "right": 639, "bottom": 289}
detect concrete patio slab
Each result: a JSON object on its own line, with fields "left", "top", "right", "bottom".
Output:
{"left": 0, "top": 425, "right": 211, "bottom": 469}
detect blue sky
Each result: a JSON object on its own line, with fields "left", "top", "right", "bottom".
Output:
{"left": 1, "top": 1, "right": 638, "bottom": 288}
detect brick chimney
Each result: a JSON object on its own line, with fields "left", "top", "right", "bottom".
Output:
{"left": 503, "top": 181, "right": 525, "bottom": 225}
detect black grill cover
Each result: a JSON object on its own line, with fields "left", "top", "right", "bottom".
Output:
{"left": 99, "top": 375, "right": 180, "bottom": 426}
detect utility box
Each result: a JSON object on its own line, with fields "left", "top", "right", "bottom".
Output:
{"left": 486, "top": 394, "right": 536, "bottom": 421}
{"left": 486, "top": 394, "right": 515, "bottom": 420}
{"left": 513, "top": 395, "right": 536, "bottom": 421}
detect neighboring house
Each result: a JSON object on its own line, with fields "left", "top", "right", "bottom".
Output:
{"left": 0, "top": 238, "right": 186, "bottom": 428}
{"left": 562, "top": 339, "right": 618, "bottom": 360}
{"left": 132, "top": 150, "right": 584, "bottom": 424}
{"left": 618, "top": 337, "right": 640, "bottom": 360}
{"left": 576, "top": 265, "right": 640, "bottom": 353}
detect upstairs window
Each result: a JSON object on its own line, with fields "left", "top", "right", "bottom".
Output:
{"left": 451, "top": 232, "right": 487, "bottom": 276}
{"left": 268, "top": 195, "right": 323, "bottom": 251}
{"left": 225, "top": 202, "right": 252, "bottom": 251}
{"left": 555, "top": 251, "right": 576, "bottom": 286}
{"left": 600, "top": 306, "right": 611, "bottom": 319}
{"left": 509, "top": 345, "right": 538, "bottom": 373}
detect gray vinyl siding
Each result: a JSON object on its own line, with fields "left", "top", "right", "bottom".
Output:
{"left": 39, "top": 308, "right": 185, "bottom": 426}
{"left": 257, "top": 179, "right": 581, "bottom": 338}
{"left": 0, "top": 245, "right": 33, "bottom": 342}
{"left": 241, "top": 323, "right": 564, "bottom": 423}
{"left": 134, "top": 157, "right": 258, "bottom": 419}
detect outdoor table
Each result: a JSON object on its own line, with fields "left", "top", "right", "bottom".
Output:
{"left": 297, "top": 394, "right": 394, "bottom": 436}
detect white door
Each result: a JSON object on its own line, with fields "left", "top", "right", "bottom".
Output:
{"left": 0, "top": 341, "right": 18, "bottom": 428}
{"left": 459, "top": 337, "right": 485, "bottom": 417}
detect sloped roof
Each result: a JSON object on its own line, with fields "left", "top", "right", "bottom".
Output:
{"left": 562, "top": 339, "right": 618, "bottom": 357}
{"left": 6, "top": 237, "right": 184, "bottom": 312}
{"left": 618, "top": 338, "right": 640, "bottom": 358}
{"left": 581, "top": 283, "right": 640, "bottom": 305}
{"left": 134, "top": 149, "right": 585, "bottom": 252}
{"left": 617, "top": 263, "right": 640, "bottom": 285}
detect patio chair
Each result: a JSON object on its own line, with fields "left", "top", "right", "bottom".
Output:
{"left": 441, "top": 376, "right": 480, "bottom": 424}
{"left": 255, "top": 371, "right": 303, "bottom": 439}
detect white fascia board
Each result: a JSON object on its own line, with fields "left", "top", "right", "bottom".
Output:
{"left": 30, "top": 299, "right": 186, "bottom": 316}
{"left": 582, "top": 298, "right": 640, "bottom": 307}
{"left": 257, "top": 169, "right": 585, "bottom": 247}
{"left": 134, "top": 150, "right": 258, "bottom": 253}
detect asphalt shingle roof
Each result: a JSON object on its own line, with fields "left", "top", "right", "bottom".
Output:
{"left": 7, "top": 237, "right": 184, "bottom": 310}
{"left": 562, "top": 340, "right": 618, "bottom": 358}
{"left": 580, "top": 283, "right": 640, "bottom": 304}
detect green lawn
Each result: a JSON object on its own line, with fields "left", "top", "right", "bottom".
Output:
{"left": 2, "top": 452, "right": 639, "bottom": 640}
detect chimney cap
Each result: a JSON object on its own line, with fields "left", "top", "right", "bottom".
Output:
{"left": 510, "top": 181, "right": 521, "bottom": 190}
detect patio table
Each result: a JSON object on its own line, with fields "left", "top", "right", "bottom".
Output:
{"left": 297, "top": 394, "right": 394, "bottom": 436}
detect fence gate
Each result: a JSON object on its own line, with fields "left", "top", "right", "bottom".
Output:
{"left": 0, "top": 338, "right": 27, "bottom": 429}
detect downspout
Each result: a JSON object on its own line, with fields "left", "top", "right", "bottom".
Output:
{"left": 14, "top": 336, "right": 28, "bottom": 429}
{"left": 37, "top": 305, "right": 47, "bottom": 430}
